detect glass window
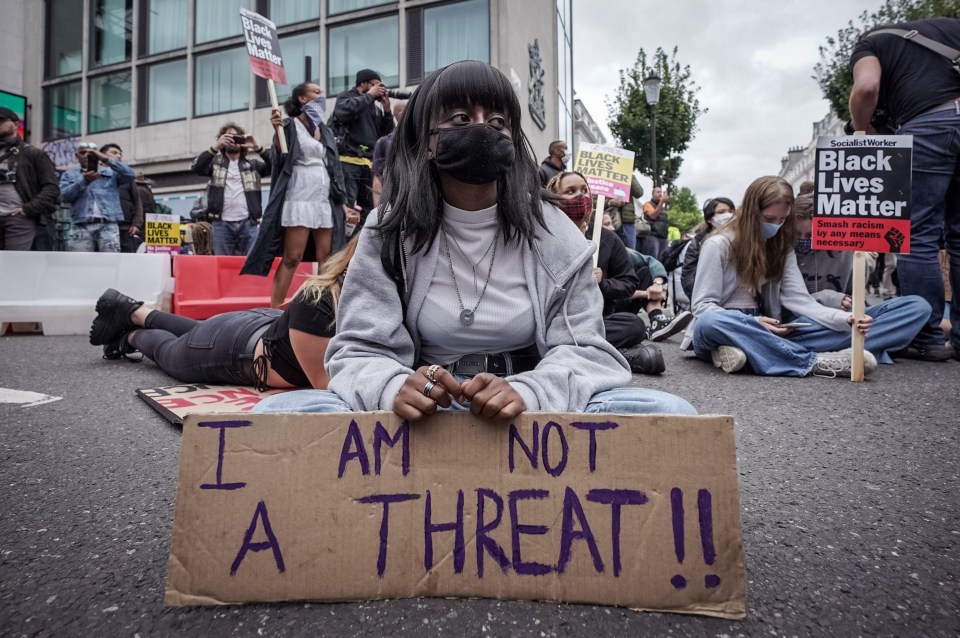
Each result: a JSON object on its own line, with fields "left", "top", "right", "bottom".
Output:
{"left": 92, "top": 0, "right": 132, "bottom": 66}
{"left": 89, "top": 72, "right": 132, "bottom": 132}
{"left": 423, "top": 0, "right": 488, "bottom": 75}
{"left": 275, "top": 31, "right": 321, "bottom": 101}
{"left": 144, "top": 59, "right": 187, "bottom": 123}
{"left": 44, "top": 82, "right": 82, "bottom": 139}
{"left": 195, "top": 48, "right": 250, "bottom": 116}
{"left": 328, "top": 15, "right": 398, "bottom": 96}
{"left": 328, "top": 0, "right": 393, "bottom": 16}
{"left": 195, "top": 0, "right": 243, "bottom": 44}
{"left": 270, "top": 1, "right": 320, "bottom": 25}
{"left": 145, "top": 0, "right": 188, "bottom": 55}
{"left": 46, "top": 0, "right": 83, "bottom": 77}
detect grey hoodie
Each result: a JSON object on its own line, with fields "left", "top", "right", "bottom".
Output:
{"left": 325, "top": 203, "right": 632, "bottom": 412}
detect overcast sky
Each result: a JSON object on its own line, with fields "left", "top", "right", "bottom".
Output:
{"left": 571, "top": 0, "right": 886, "bottom": 207}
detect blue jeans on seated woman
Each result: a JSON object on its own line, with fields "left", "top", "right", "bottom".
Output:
{"left": 692, "top": 296, "right": 932, "bottom": 376}
{"left": 252, "top": 386, "right": 697, "bottom": 415}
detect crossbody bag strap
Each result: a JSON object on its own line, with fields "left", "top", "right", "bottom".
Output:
{"left": 869, "top": 28, "right": 960, "bottom": 73}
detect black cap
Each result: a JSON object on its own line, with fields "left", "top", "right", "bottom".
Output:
{"left": 0, "top": 107, "right": 19, "bottom": 122}
{"left": 355, "top": 69, "right": 381, "bottom": 85}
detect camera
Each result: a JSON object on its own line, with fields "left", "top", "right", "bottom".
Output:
{"left": 386, "top": 88, "right": 412, "bottom": 99}
{"left": 0, "top": 169, "right": 16, "bottom": 184}
{"left": 86, "top": 154, "right": 100, "bottom": 173}
{"left": 231, "top": 134, "right": 246, "bottom": 145}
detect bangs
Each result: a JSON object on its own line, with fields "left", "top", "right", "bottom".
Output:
{"left": 429, "top": 60, "right": 519, "bottom": 120}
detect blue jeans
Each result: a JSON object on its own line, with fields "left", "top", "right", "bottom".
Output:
{"left": 252, "top": 386, "right": 697, "bottom": 415}
{"left": 692, "top": 297, "right": 932, "bottom": 376}
{"left": 213, "top": 219, "right": 259, "bottom": 256}
{"left": 895, "top": 107, "right": 960, "bottom": 349}
{"left": 617, "top": 222, "right": 637, "bottom": 250}
{"left": 68, "top": 221, "right": 120, "bottom": 252}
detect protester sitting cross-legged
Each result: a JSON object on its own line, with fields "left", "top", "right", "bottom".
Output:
{"left": 89, "top": 235, "right": 360, "bottom": 390}
{"left": 547, "top": 170, "right": 665, "bottom": 374}
{"left": 680, "top": 176, "right": 894, "bottom": 379}
{"left": 253, "top": 60, "right": 696, "bottom": 420}
{"left": 792, "top": 192, "right": 931, "bottom": 363}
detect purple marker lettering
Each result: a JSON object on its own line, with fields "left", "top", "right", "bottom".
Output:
{"left": 557, "top": 487, "right": 603, "bottom": 574}
{"left": 508, "top": 489, "right": 552, "bottom": 575}
{"left": 198, "top": 420, "right": 252, "bottom": 490}
{"left": 586, "top": 488, "right": 647, "bottom": 576}
{"left": 475, "top": 488, "right": 509, "bottom": 577}
{"left": 230, "top": 500, "right": 285, "bottom": 575}
{"left": 338, "top": 419, "right": 370, "bottom": 478}
{"left": 570, "top": 421, "right": 618, "bottom": 472}
{"left": 508, "top": 422, "right": 539, "bottom": 472}
{"left": 699, "top": 488, "right": 721, "bottom": 588}
{"left": 356, "top": 493, "right": 420, "bottom": 577}
{"left": 373, "top": 421, "right": 410, "bottom": 476}
{"left": 670, "top": 487, "right": 686, "bottom": 589}
{"left": 424, "top": 490, "right": 465, "bottom": 573}
{"left": 540, "top": 421, "right": 568, "bottom": 478}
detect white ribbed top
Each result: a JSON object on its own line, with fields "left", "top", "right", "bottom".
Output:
{"left": 417, "top": 201, "right": 536, "bottom": 365}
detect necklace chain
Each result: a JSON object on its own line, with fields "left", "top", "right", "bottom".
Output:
{"left": 445, "top": 226, "right": 497, "bottom": 291}
{"left": 441, "top": 227, "right": 499, "bottom": 326}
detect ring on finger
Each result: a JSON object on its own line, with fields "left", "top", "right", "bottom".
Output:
{"left": 422, "top": 380, "right": 436, "bottom": 398}
{"left": 426, "top": 364, "right": 441, "bottom": 383}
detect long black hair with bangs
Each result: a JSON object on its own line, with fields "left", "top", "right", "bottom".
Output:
{"left": 376, "top": 60, "right": 550, "bottom": 254}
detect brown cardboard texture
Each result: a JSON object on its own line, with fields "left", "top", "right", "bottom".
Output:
{"left": 165, "top": 412, "right": 746, "bottom": 618}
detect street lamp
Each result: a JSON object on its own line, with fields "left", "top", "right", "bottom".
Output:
{"left": 643, "top": 73, "right": 662, "bottom": 186}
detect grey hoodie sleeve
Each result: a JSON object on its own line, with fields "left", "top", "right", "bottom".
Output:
{"left": 690, "top": 236, "right": 728, "bottom": 317}
{"left": 325, "top": 227, "right": 415, "bottom": 411}
{"left": 778, "top": 255, "right": 850, "bottom": 331}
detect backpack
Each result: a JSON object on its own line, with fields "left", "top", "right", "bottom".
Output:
{"left": 659, "top": 237, "right": 691, "bottom": 273}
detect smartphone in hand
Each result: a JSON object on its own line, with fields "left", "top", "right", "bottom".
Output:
{"left": 779, "top": 322, "right": 812, "bottom": 329}
{"left": 86, "top": 154, "right": 100, "bottom": 173}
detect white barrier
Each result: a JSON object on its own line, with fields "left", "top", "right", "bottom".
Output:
{"left": 0, "top": 251, "right": 172, "bottom": 336}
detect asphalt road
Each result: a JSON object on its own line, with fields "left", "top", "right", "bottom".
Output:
{"left": 1, "top": 333, "right": 958, "bottom": 637}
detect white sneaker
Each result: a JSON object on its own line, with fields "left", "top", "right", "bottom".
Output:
{"left": 711, "top": 346, "right": 747, "bottom": 373}
{"left": 811, "top": 349, "right": 878, "bottom": 378}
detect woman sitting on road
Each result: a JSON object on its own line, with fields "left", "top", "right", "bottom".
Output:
{"left": 680, "top": 176, "right": 880, "bottom": 378}
{"left": 253, "top": 60, "right": 695, "bottom": 420}
{"left": 89, "top": 235, "right": 359, "bottom": 390}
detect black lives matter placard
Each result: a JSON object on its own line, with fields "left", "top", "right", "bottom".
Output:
{"left": 813, "top": 135, "right": 912, "bottom": 253}
{"left": 240, "top": 8, "right": 286, "bottom": 85}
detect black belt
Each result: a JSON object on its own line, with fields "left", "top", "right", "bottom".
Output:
{"left": 80, "top": 218, "right": 109, "bottom": 224}
{"left": 243, "top": 323, "right": 271, "bottom": 357}
{"left": 423, "top": 345, "right": 541, "bottom": 378}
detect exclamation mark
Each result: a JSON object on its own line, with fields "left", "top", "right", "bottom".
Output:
{"left": 698, "top": 489, "right": 721, "bottom": 589}
{"left": 670, "top": 487, "right": 686, "bottom": 589}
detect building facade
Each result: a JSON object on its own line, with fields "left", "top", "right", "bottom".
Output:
{"left": 7, "top": 0, "right": 571, "bottom": 210}
{"left": 778, "top": 110, "right": 844, "bottom": 192}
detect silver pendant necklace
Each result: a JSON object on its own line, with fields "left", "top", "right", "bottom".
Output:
{"left": 440, "top": 227, "right": 499, "bottom": 326}
{"left": 445, "top": 227, "right": 497, "bottom": 292}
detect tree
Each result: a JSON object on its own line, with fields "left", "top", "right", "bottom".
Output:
{"left": 666, "top": 186, "right": 702, "bottom": 234}
{"left": 815, "top": 0, "right": 960, "bottom": 120}
{"left": 607, "top": 47, "right": 704, "bottom": 188}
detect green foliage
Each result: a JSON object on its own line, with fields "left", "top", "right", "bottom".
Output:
{"left": 607, "top": 47, "right": 704, "bottom": 188}
{"left": 665, "top": 186, "right": 702, "bottom": 234}
{"left": 815, "top": 0, "right": 960, "bottom": 120}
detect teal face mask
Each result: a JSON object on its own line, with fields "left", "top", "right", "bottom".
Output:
{"left": 761, "top": 221, "right": 783, "bottom": 240}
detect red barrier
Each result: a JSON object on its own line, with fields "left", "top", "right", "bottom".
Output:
{"left": 172, "top": 256, "right": 313, "bottom": 319}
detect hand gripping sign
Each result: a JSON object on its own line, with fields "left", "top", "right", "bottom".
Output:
{"left": 572, "top": 144, "right": 636, "bottom": 267}
{"left": 240, "top": 8, "right": 288, "bottom": 154}
{"left": 165, "top": 412, "right": 747, "bottom": 619}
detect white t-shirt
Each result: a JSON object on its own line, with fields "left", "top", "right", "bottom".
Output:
{"left": 221, "top": 160, "right": 248, "bottom": 222}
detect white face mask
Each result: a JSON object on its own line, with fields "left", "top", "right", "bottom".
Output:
{"left": 713, "top": 212, "right": 733, "bottom": 226}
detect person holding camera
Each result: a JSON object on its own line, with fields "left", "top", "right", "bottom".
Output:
{"left": 100, "top": 144, "right": 143, "bottom": 253}
{"left": 0, "top": 107, "right": 59, "bottom": 251}
{"left": 329, "top": 69, "right": 396, "bottom": 229}
{"left": 191, "top": 122, "right": 271, "bottom": 256}
{"left": 849, "top": 17, "right": 960, "bottom": 362}
{"left": 60, "top": 142, "right": 135, "bottom": 253}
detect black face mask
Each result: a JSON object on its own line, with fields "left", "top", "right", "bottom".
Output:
{"left": 430, "top": 124, "right": 515, "bottom": 185}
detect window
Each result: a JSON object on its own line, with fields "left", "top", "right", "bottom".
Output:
{"left": 143, "top": 0, "right": 188, "bottom": 55}
{"left": 195, "top": 48, "right": 250, "bottom": 116}
{"left": 44, "top": 82, "right": 82, "bottom": 140}
{"left": 407, "top": 0, "right": 488, "bottom": 84}
{"left": 328, "top": 0, "right": 393, "bottom": 16}
{"left": 195, "top": 0, "right": 244, "bottom": 44}
{"left": 274, "top": 31, "right": 321, "bottom": 102}
{"left": 92, "top": 0, "right": 133, "bottom": 67}
{"left": 269, "top": 1, "right": 320, "bottom": 25}
{"left": 46, "top": 0, "right": 83, "bottom": 77}
{"left": 328, "top": 15, "right": 398, "bottom": 96}
{"left": 141, "top": 59, "right": 187, "bottom": 124}
{"left": 89, "top": 72, "right": 132, "bottom": 132}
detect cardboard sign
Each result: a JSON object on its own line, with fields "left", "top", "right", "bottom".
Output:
{"left": 165, "top": 412, "right": 747, "bottom": 619}
{"left": 240, "top": 8, "right": 286, "bottom": 85}
{"left": 144, "top": 213, "right": 180, "bottom": 254}
{"left": 813, "top": 135, "right": 912, "bottom": 253}
{"left": 572, "top": 143, "right": 635, "bottom": 201}
{"left": 137, "top": 384, "right": 290, "bottom": 426}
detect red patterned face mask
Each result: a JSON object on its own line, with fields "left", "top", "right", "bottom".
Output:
{"left": 556, "top": 194, "right": 593, "bottom": 227}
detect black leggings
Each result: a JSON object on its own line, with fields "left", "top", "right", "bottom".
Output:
{"left": 130, "top": 308, "right": 281, "bottom": 385}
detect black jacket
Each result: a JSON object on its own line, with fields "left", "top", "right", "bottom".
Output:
{"left": 589, "top": 226, "right": 640, "bottom": 316}
{"left": 3, "top": 138, "right": 60, "bottom": 221}
{"left": 117, "top": 181, "right": 143, "bottom": 228}
{"left": 241, "top": 118, "right": 347, "bottom": 277}
{"left": 329, "top": 88, "right": 395, "bottom": 159}
{"left": 191, "top": 148, "right": 272, "bottom": 222}
{"left": 538, "top": 158, "right": 563, "bottom": 186}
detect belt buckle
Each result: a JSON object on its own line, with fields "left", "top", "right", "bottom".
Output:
{"left": 487, "top": 353, "right": 513, "bottom": 376}
{"left": 451, "top": 355, "right": 486, "bottom": 378}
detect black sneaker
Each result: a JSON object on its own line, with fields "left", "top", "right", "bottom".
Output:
{"left": 649, "top": 310, "right": 693, "bottom": 342}
{"left": 89, "top": 289, "right": 143, "bottom": 346}
{"left": 102, "top": 332, "right": 140, "bottom": 362}
{"left": 891, "top": 343, "right": 953, "bottom": 362}
{"left": 620, "top": 343, "right": 666, "bottom": 375}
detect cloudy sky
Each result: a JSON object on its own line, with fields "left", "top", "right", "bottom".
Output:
{"left": 571, "top": 0, "right": 886, "bottom": 207}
